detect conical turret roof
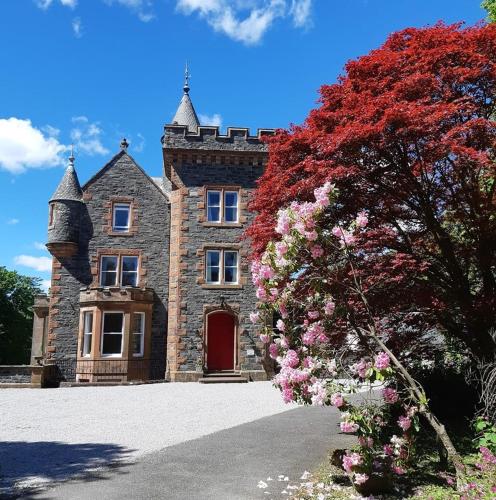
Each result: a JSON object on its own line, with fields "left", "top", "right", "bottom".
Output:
{"left": 50, "top": 153, "right": 83, "bottom": 202}
{"left": 171, "top": 64, "right": 200, "bottom": 133}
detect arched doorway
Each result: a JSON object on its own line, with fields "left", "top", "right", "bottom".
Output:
{"left": 206, "top": 311, "right": 236, "bottom": 371}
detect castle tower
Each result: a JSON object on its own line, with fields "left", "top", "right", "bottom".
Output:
{"left": 171, "top": 63, "right": 200, "bottom": 133}
{"left": 46, "top": 149, "right": 83, "bottom": 258}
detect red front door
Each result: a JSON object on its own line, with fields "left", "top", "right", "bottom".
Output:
{"left": 207, "top": 312, "right": 235, "bottom": 371}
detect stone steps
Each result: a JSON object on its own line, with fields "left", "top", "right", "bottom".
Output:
{"left": 198, "top": 372, "right": 248, "bottom": 384}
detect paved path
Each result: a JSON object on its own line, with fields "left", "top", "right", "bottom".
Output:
{"left": 33, "top": 406, "right": 355, "bottom": 500}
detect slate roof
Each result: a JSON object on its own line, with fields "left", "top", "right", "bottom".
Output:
{"left": 50, "top": 163, "right": 83, "bottom": 202}
{"left": 171, "top": 90, "right": 200, "bottom": 133}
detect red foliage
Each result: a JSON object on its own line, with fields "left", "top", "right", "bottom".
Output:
{"left": 248, "top": 23, "right": 496, "bottom": 360}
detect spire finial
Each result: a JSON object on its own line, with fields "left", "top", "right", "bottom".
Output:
{"left": 68, "top": 144, "right": 75, "bottom": 168}
{"left": 184, "top": 61, "right": 190, "bottom": 94}
{"left": 120, "top": 138, "right": 129, "bottom": 151}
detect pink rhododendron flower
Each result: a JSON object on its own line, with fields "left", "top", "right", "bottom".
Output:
{"left": 310, "top": 244, "right": 324, "bottom": 259}
{"left": 342, "top": 452, "right": 362, "bottom": 473}
{"left": 256, "top": 287, "right": 267, "bottom": 301}
{"left": 308, "top": 310, "right": 319, "bottom": 320}
{"left": 294, "top": 221, "right": 306, "bottom": 235}
{"left": 383, "top": 444, "right": 393, "bottom": 456}
{"left": 268, "top": 343, "right": 279, "bottom": 359}
{"left": 340, "top": 421, "right": 359, "bottom": 433}
{"left": 480, "top": 446, "right": 496, "bottom": 465}
{"left": 355, "top": 211, "right": 368, "bottom": 228}
{"left": 259, "top": 333, "right": 270, "bottom": 344}
{"left": 305, "top": 230, "right": 318, "bottom": 241}
{"left": 276, "top": 319, "right": 286, "bottom": 332}
{"left": 355, "top": 359, "right": 372, "bottom": 378}
{"left": 275, "top": 241, "right": 288, "bottom": 257}
{"left": 382, "top": 387, "right": 399, "bottom": 404}
{"left": 375, "top": 352, "right": 390, "bottom": 370}
{"left": 282, "top": 387, "right": 294, "bottom": 403}
{"left": 392, "top": 465, "right": 406, "bottom": 475}
{"left": 282, "top": 349, "right": 299, "bottom": 368}
{"left": 279, "top": 335, "right": 289, "bottom": 349}
{"left": 259, "top": 264, "right": 275, "bottom": 280}
{"left": 276, "top": 210, "right": 291, "bottom": 235}
{"left": 270, "top": 288, "right": 279, "bottom": 299}
{"left": 398, "top": 416, "right": 411, "bottom": 432}
{"left": 332, "top": 226, "right": 356, "bottom": 247}
{"left": 279, "top": 302, "right": 288, "bottom": 319}
{"left": 249, "top": 312, "right": 260, "bottom": 324}
{"left": 324, "top": 299, "right": 335, "bottom": 316}
{"left": 358, "top": 436, "right": 374, "bottom": 448}
{"left": 330, "top": 393, "right": 345, "bottom": 408}
{"left": 407, "top": 405, "right": 418, "bottom": 418}
{"left": 354, "top": 473, "right": 369, "bottom": 485}
{"left": 314, "top": 182, "right": 333, "bottom": 208}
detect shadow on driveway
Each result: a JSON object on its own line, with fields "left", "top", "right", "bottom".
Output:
{"left": 0, "top": 441, "right": 133, "bottom": 499}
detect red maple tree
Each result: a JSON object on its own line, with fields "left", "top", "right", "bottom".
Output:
{"left": 248, "top": 22, "right": 496, "bottom": 361}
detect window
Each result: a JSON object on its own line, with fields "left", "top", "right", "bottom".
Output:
{"left": 224, "top": 251, "right": 238, "bottom": 283}
{"left": 101, "top": 256, "right": 118, "bottom": 286}
{"left": 101, "top": 312, "right": 124, "bottom": 356}
{"left": 205, "top": 249, "right": 239, "bottom": 285}
{"left": 100, "top": 255, "right": 139, "bottom": 287}
{"left": 121, "top": 256, "right": 138, "bottom": 287}
{"left": 206, "top": 250, "right": 221, "bottom": 284}
{"left": 207, "top": 191, "right": 221, "bottom": 222}
{"left": 132, "top": 312, "right": 145, "bottom": 357}
{"left": 206, "top": 189, "right": 239, "bottom": 223}
{"left": 81, "top": 311, "right": 93, "bottom": 357}
{"left": 49, "top": 204, "right": 56, "bottom": 227}
{"left": 224, "top": 191, "right": 238, "bottom": 223}
{"left": 112, "top": 203, "right": 131, "bottom": 232}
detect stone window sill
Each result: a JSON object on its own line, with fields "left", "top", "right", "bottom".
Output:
{"left": 200, "top": 283, "right": 243, "bottom": 289}
{"left": 201, "top": 222, "right": 243, "bottom": 228}
{"left": 107, "top": 231, "right": 135, "bottom": 237}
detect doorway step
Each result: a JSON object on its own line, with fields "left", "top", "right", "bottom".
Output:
{"left": 198, "top": 371, "right": 248, "bottom": 384}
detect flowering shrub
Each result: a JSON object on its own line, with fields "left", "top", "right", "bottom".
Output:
{"left": 249, "top": 182, "right": 433, "bottom": 488}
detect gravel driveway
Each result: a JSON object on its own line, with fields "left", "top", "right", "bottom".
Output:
{"left": 0, "top": 382, "right": 296, "bottom": 495}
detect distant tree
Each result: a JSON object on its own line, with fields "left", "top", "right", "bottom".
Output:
{"left": 0, "top": 267, "right": 42, "bottom": 364}
{"left": 248, "top": 23, "right": 496, "bottom": 363}
{"left": 483, "top": 0, "right": 496, "bottom": 22}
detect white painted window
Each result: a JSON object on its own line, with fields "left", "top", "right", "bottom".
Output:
{"left": 121, "top": 256, "right": 139, "bottom": 287}
{"left": 224, "top": 251, "right": 238, "bottom": 284}
{"left": 112, "top": 203, "right": 131, "bottom": 232}
{"left": 132, "top": 312, "right": 145, "bottom": 357}
{"left": 82, "top": 311, "right": 93, "bottom": 357}
{"left": 224, "top": 191, "right": 238, "bottom": 223}
{"left": 205, "top": 249, "right": 239, "bottom": 285}
{"left": 206, "top": 250, "right": 221, "bottom": 283}
{"left": 101, "top": 312, "right": 124, "bottom": 357}
{"left": 207, "top": 190, "right": 221, "bottom": 222}
{"left": 100, "top": 256, "right": 118, "bottom": 286}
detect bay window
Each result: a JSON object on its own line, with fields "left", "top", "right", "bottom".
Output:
{"left": 132, "top": 312, "right": 145, "bottom": 357}
{"left": 81, "top": 311, "right": 93, "bottom": 357}
{"left": 101, "top": 312, "right": 124, "bottom": 356}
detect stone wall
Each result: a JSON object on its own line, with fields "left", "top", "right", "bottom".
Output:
{"left": 48, "top": 151, "right": 170, "bottom": 381}
{"left": 0, "top": 366, "right": 33, "bottom": 384}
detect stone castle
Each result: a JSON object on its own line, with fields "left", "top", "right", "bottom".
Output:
{"left": 29, "top": 75, "right": 274, "bottom": 384}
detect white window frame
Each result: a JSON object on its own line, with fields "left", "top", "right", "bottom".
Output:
{"left": 112, "top": 203, "right": 131, "bottom": 232}
{"left": 205, "top": 249, "right": 239, "bottom": 285}
{"left": 206, "top": 190, "right": 221, "bottom": 223}
{"left": 132, "top": 312, "right": 145, "bottom": 357}
{"left": 100, "top": 255, "right": 119, "bottom": 287}
{"left": 223, "top": 191, "right": 239, "bottom": 223}
{"left": 206, "top": 250, "right": 221, "bottom": 284}
{"left": 101, "top": 311, "right": 124, "bottom": 358}
{"left": 223, "top": 250, "right": 238, "bottom": 284}
{"left": 120, "top": 256, "right": 139, "bottom": 287}
{"left": 206, "top": 188, "right": 239, "bottom": 224}
{"left": 81, "top": 310, "right": 93, "bottom": 357}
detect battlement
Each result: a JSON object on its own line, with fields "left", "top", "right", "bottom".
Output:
{"left": 162, "top": 125, "right": 274, "bottom": 153}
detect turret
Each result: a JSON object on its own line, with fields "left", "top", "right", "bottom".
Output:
{"left": 46, "top": 149, "right": 83, "bottom": 258}
{"left": 171, "top": 63, "right": 200, "bottom": 133}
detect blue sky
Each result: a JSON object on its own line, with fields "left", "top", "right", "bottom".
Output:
{"left": 0, "top": 0, "right": 486, "bottom": 290}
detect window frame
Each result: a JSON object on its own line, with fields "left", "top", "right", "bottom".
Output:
{"left": 81, "top": 310, "right": 93, "bottom": 357}
{"left": 120, "top": 256, "right": 139, "bottom": 287}
{"left": 132, "top": 312, "right": 145, "bottom": 358}
{"left": 112, "top": 203, "right": 131, "bottom": 232}
{"left": 100, "top": 311, "right": 124, "bottom": 358}
{"left": 205, "top": 249, "right": 239, "bottom": 285}
{"left": 100, "top": 255, "right": 119, "bottom": 287}
{"left": 205, "top": 188, "right": 239, "bottom": 224}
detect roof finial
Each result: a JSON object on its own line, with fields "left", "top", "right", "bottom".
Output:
{"left": 120, "top": 138, "right": 129, "bottom": 151}
{"left": 68, "top": 144, "right": 75, "bottom": 169}
{"left": 184, "top": 61, "right": 190, "bottom": 94}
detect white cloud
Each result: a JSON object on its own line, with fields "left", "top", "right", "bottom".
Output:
{"left": 199, "top": 113, "right": 223, "bottom": 128}
{"left": 41, "top": 279, "right": 52, "bottom": 292}
{"left": 133, "top": 133, "right": 146, "bottom": 153}
{"left": 104, "top": 0, "right": 155, "bottom": 22}
{"left": 43, "top": 124, "right": 60, "bottom": 137}
{"left": 7, "top": 218, "right": 20, "bottom": 225}
{"left": 72, "top": 17, "right": 83, "bottom": 37}
{"left": 34, "top": 242, "right": 47, "bottom": 250}
{"left": 176, "top": 0, "right": 312, "bottom": 45}
{"left": 34, "top": 0, "right": 77, "bottom": 9}
{"left": 70, "top": 117, "right": 109, "bottom": 156}
{"left": 14, "top": 255, "right": 53, "bottom": 272}
{"left": 0, "top": 118, "right": 67, "bottom": 174}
